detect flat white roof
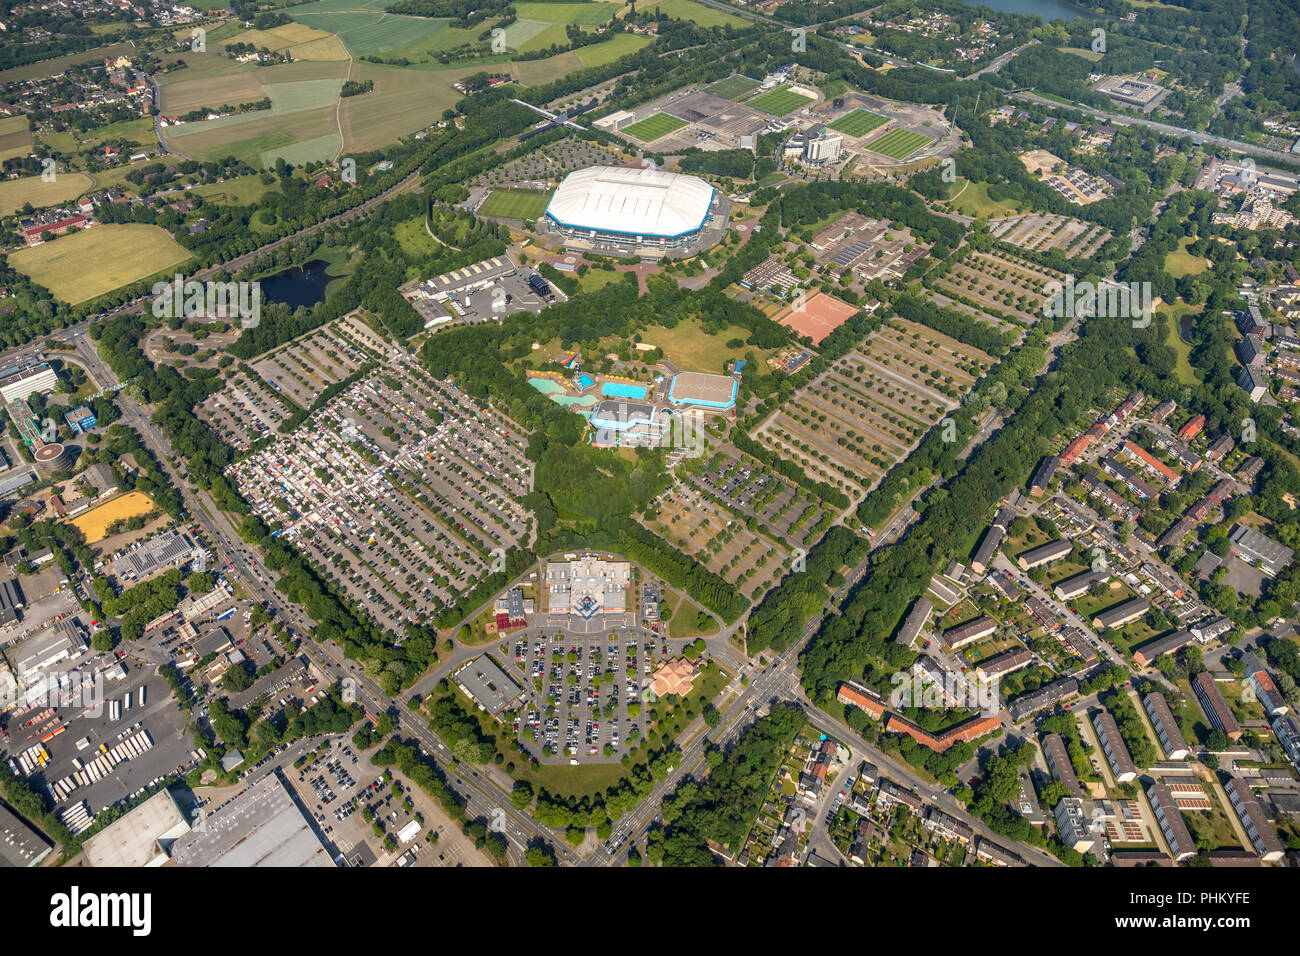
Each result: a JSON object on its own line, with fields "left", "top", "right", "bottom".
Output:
{"left": 547, "top": 166, "right": 714, "bottom": 239}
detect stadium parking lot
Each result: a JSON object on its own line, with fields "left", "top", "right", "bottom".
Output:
{"left": 228, "top": 351, "right": 532, "bottom": 632}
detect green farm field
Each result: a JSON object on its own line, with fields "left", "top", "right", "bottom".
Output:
{"left": 830, "top": 108, "right": 888, "bottom": 138}
{"left": 0, "top": 115, "right": 34, "bottom": 162}
{"left": 629, "top": 0, "right": 746, "bottom": 27}
{"left": 10, "top": 223, "right": 192, "bottom": 304}
{"left": 746, "top": 84, "right": 815, "bottom": 116}
{"left": 622, "top": 111, "right": 689, "bottom": 141}
{"left": 863, "top": 127, "right": 931, "bottom": 159}
{"left": 575, "top": 33, "right": 651, "bottom": 67}
{"left": 479, "top": 188, "right": 553, "bottom": 220}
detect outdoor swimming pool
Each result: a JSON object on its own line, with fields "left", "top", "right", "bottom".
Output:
{"left": 529, "top": 378, "right": 598, "bottom": 417}
{"left": 601, "top": 382, "right": 648, "bottom": 400}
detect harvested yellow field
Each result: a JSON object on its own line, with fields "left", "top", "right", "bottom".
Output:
{"left": 0, "top": 172, "right": 93, "bottom": 217}
{"left": 230, "top": 23, "right": 348, "bottom": 60}
{"left": 9, "top": 223, "right": 192, "bottom": 304}
{"left": 70, "top": 491, "right": 155, "bottom": 543}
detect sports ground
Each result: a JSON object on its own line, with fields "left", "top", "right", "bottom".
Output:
{"left": 772, "top": 291, "right": 859, "bottom": 345}
{"left": 863, "top": 127, "right": 932, "bottom": 160}
{"left": 479, "top": 188, "right": 553, "bottom": 220}
{"left": 623, "top": 112, "right": 689, "bottom": 141}
{"left": 829, "top": 108, "right": 888, "bottom": 138}
{"left": 746, "top": 85, "right": 815, "bottom": 116}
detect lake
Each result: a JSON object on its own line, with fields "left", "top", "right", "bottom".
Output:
{"left": 258, "top": 259, "right": 332, "bottom": 309}
{"left": 957, "top": 0, "right": 1093, "bottom": 21}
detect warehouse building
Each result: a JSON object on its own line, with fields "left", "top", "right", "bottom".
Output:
{"left": 0, "top": 576, "right": 23, "bottom": 627}
{"left": 171, "top": 773, "right": 332, "bottom": 867}
{"left": 0, "top": 799, "right": 52, "bottom": 866}
{"left": 545, "top": 166, "right": 718, "bottom": 251}
{"left": 454, "top": 655, "right": 524, "bottom": 717}
{"left": 83, "top": 788, "right": 191, "bottom": 867}
{"left": 1228, "top": 524, "right": 1294, "bottom": 576}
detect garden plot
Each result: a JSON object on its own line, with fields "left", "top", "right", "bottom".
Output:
{"left": 989, "top": 213, "right": 1112, "bottom": 258}
{"left": 933, "top": 249, "right": 1062, "bottom": 326}
{"left": 643, "top": 486, "right": 787, "bottom": 602}
{"left": 251, "top": 317, "right": 381, "bottom": 409}
{"left": 228, "top": 353, "right": 532, "bottom": 632}
{"left": 754, "top": 320, "right": 992, "bottom": 502}
{"left": 199, "top": 369, "right": 292, "bottom": 451}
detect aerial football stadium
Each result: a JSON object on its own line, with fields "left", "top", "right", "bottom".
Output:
{"left": 544, "top": 166, "right": 722, "bottom": 253}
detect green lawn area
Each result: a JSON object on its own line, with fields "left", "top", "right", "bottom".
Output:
{"left": 622, "top": 111, "right": 689, "bottom": 142}
{"left": 394, "top": 216, "right": 442, "bottom": 257}
{"left": 746, "top": 84, "right": 815, "bottom": 116}
{"left": 944, "top": 179, "right": 1026, "bottom": 218}
{"left": 642, "top": 316, "right": 775, "bottom": 375}
{"left": 1165, "top": 237, "right": 1209, "bottom": 278}
{"left": 706, "top": 74, "right": 760, "bottom": 100}
{"left": 188, "top": 173, "right": 281, "bottom": 206}
{"left": 576, "top": 267, "right": 632, "bottom": 293}
{"left": 830, "top": 108, "right": 888, "bottom": 138}
{"left": 1160, "top": 304, "right": 1201, "bottom": 385}
{"left": 514, "top": 1, "right": 620, "bottom": 25}
{"left": 478, "top": 187, "right": 552, "bottom": 220}
{"left": 863, "top": 127, "right": 932, "bottom": 159}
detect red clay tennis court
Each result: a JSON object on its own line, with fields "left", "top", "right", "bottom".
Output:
{"left": 773, "top": 291, "right": 859, "bottom": 344}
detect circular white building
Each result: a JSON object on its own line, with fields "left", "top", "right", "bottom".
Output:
{"left": 545, "top": 166, "right": 718, "bottom": 251}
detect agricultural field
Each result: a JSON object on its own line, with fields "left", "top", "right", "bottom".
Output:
{"left": 574, "top": 33, "right": 652, "bottom": 67}
{"left": 932, "top": 249, "right": 1063, "bottom": 326}
{"left": 478, "top": 187, "right": 553, "bottom": 221}
{"left": 251, "top": 314, "right": 385, "bottom": 409}
{"left": 285, "top": 0, "right": 451, "bottom": 57}
{"left": 9, "top": 223, "right": 192, "bottom": 305}
{"left": 754, "top": 319, "right": 992, "bottom": 502}
{"left": 70, "top": 491, "right": 156, "bottom": 544}
{"left": 227, "top": 21, "right": 349, "bottom": 60}
{"left": 862, "top": 127, "right": 931, "bottom": 160}
{"left": 228, "top": 352, "right": 533, "bottom": 633}
{"left": 339, "top": 60, "right": 475, "bottom": 152}
{"left": 829, "top": 108, "right": 889, "bottom": 138}
{"left": 0, "top": 172, "right": 93, "bottom": 217}
{"left": 622, "top": 111, "right": 690, "bottom": 142}
{"left": 187, "top": 173, "right": 281, "bottom": 207}
{"left": 706, "top": 74, "right": 760, "bottom": 101}
{"left": 989, "top": 213, "right": 1112, "bottom": 258}
{"left": 630, "top": 0, "right": 747, "bottom": 28}
{"left": 515, "top": 1, "right": 620, "bottom": 25}
{"left": 0, "top": 115, "right": 34, "bottom": 162}
{"left": 643, "top": 485, "right": 789, "bottom": 603}
{"left": 746, "top": 84, "right": 816, "bottom": 116}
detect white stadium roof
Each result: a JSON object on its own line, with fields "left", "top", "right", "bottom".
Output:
{"left": 546, "top": 166, "right": 715, "bottom": 239}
